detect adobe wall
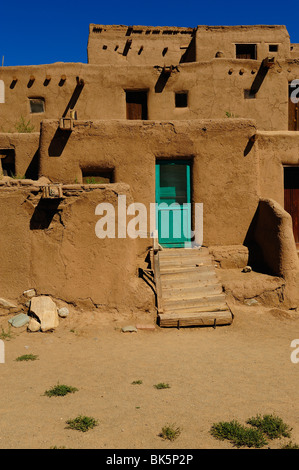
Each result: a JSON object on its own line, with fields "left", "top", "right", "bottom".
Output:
{"left": 1, "top": 58, "right": 299, "bottom": 131}
{"left": 87, "top": 24, "right": 195, "bottom": 66}
{"left": 195, "top": 25, "right": 291, "bottom": 61}
{"left": 257, "top": 131, "right": 299, "bottom": 204}
{"left": 38, "top": 118, "right": 260, "bottom": 248}
{"left": 0, "top": 133, "right": 40, "bottom": 178}
{"left": 0, "top": 181, "right": 154, "bottom": 311}
{"left": 251, "top": 198, "right": 299, "bottom": 308}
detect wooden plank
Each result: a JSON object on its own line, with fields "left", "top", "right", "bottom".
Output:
{"left": 153, "top": 250, "right": 163, "bottom": 314}
{"left": 158, "top": 310, "right": 233, "bottom": 327}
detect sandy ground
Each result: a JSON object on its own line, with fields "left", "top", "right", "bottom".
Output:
{"left": 0, "top": 303, "right": 299, "bottom": 450}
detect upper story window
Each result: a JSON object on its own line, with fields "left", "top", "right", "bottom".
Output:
{"left": 125, "top": 90, "right": 148, "bottom": 120}
{"left": 269, "top": 44, "right": 278, "bottom": 52}
{"left": 29, "top": 97, "right": 45, "bottom": 113}
{"left": 175, "top": 91, "right": 188, "bottom": 108}
{"left": 235, "top": 44, "right": 257, "bottom": 59}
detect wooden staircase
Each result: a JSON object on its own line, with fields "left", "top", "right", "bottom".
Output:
{"left": 153, "top": 247, "right": 233, "bottom": 327}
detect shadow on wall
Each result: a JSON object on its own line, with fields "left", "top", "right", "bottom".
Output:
{"left": 48, "top": 128, "right": 72, "bottom": 157}
{"left": 30, "top": 199, "right": 61, "bottom": 229}
{"left": 25, "top": 150, "right": 40, "bottom": 180}
{"left": 244, "top": 198, "right": 299, "bottom": 307}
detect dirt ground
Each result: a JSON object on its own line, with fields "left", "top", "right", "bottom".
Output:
{"left": 0, "top": 303, "right": 299, "bottom": 450}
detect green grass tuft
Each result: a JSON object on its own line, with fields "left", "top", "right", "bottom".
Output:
{"left": 154, "top": 382, "right": 170, "bottom": 389}
{"left": 44, "top": 384, "right": 78, "bottom": 397}
{"left": 15, "top": 354, "right": 38, "bottom": 362}
{"left": 246, "top": 414, "right": 292, "bottom": 440}
{"left": 65, "top": 415, "right": 98, "bottom": 432}
{"left": 159, "top": 424, "right": 181, "bottom": 441}
{"left": 210, "top": 420, "right": 268, "bottom": 448}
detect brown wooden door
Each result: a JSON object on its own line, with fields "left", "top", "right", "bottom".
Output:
{"left": 284, "top": 166, "right": 299, "bottom": 246}
{"left": 126, "top": 91, "right": 148, "bottom": 120}
{"left": 288, "top": 84, "right": 299, "bottom": 130}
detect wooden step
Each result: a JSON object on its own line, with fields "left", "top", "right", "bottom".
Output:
{"left": 159, "top": 256, "right": 213, "bottom": 268}
{"left": 158, "top": 310, "right": 233, "bottom": 327}
{"left": 163, "top": 293, "right": 227, "bottom": 310}
{"left": 162, "top": 284, "right": 223, "bottom": 300}
{"left": 162, "top": 275, "right": 218, "bottom": 289}
{"left": 160, "top": 265, "right": 215, "bottom": 277}
{"left": 162, "top": 303, "right": 229, "bottom": 315}
{"left": 159, "top": 248, "right": 209, "bottom": 258}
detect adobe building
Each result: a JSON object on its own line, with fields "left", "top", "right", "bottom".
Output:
{"left": 0, "top": 24, "right": 299, "bottom": 327}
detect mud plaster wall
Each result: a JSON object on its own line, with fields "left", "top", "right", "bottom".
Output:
{"left": 251, "top": 198, "right": 299, "bottom": 307}
{"left": 257, "top": 131, "right": 299, "bottom": 204}
{"left": 1, "top": 59, "right": 299, "bottom": 131}
{"left": 38, "top": 118, "right": 259, "bottom": 249}
{"left": 195, "top": 25, "right": 291, "bottom": 61}
{"left": 0, "top": 133, "right": 40, "bottom": 178}
{"left": 87, "top": 24, "right": 195, "bottom": 66}
{"left": 0, "top": 183, "right": 154, "bottom": 311}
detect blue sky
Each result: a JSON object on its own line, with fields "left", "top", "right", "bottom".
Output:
{"left": 0, "top": 0, "right": 297, "bottom": 66}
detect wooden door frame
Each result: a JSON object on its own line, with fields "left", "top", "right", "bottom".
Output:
{"left": 155, "top": 159, "right": 192, "bottom": 248}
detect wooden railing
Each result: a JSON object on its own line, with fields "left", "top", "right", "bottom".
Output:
{"left": 152, "top": 230, "right": 163, "bottom": 315}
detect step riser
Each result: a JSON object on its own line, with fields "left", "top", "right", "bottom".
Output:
{"left": 158, "top": 311, "right": 233, "bottom": 327}
{"left": 160, "top": 266, "right": 215, "bottom": 278}
{"left": 162, "top": 285, "right": 223, "bottom": 299}
{"left": 162, "top": 277, "right": 218, "bottom": 289}
{"left": 163, "top": 294, "right": 226, "bottom": 310}
{"left": 160, "top": 258, "right": 213, "bottom": 268}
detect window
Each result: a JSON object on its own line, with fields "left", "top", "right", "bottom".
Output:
{"left": 0, "top": 149, "right": 15, "bottom": 176}
{"left": 29, "top": 98, "right": 45, "bottom": 113}
{"left": 81, "top": 167, "right": 114, "bottom": 184}
{"left": 244, "top": 89, "right": 256, "bottom": 99}
{"left": 235, "top": 44, "right": 257, "bottom": 59}
{"left": 125, "top": 90, "right": 148, "bottom": 120}
{"left": 175, "top": 92, "right": 188, "bottom": 108}
{"left": 269, "top": 44, "right": 278, "bottom": 52}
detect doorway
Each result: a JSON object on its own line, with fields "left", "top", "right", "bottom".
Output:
{"left": 155, "top": 160, "right": 191, "bottom": 248}
{"left": 284, "top": 166, "right": 299, "bottom": 247}
{"left": 126, "top": 90, "right": 148, "bottom": 120}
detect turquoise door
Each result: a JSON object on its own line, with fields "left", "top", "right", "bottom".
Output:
{"left": 155, "top": 161, "right": 191, "bottom": 248}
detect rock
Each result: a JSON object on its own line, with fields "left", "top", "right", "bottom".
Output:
{"left": 30, "top": 296, "right": 59, "bottom": 332}
{"left": 8, "top": 313, "right": 30, "bottom": 328}
{"left": 58, "top": 307, "right": 69, "bottom": 318}
{"left": 0, "top": 297, "right": 18, "bottom": 309}
{"left": 244, "top": 298, "right": 259, "bottom": 306}
{"left": 121, "top": 325, "right": 137, "bottom": 333}
{"left": 242, "top": 266, "right": 252, "bottom": 273}
{"left": 23, "top": 289, "right": 36, "bottom": 298}
{"left": 27, "top": 317, "right": 41, "bottom": 332}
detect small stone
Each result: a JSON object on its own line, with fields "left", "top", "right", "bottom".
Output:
{"left": 242, "top": 266, "right": 252, "bottom": 273}
{"left": 0, "top": 297, "right": 18, "bottom": 309}
{"left": 244, "top": 298, "right": 259, "bottom": 306}
{"left": 8, "top": 313, "right": 30, "bottom": 328}
{"left": 30, "top": 296, "right": 59, "bottom": 332}
{"left": 121, "top": 325, "right": 137, "bottom": 333}
{"left": 58, "top": 307, "right": 69, "bottom": 318}
{"left": 27, "top": 317, "right": 41, "bottom": 332}
{"left": 23, "top": 289, "right": 36, "bottom": 298}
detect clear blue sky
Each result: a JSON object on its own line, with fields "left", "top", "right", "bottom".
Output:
{"left": 0, "top": 0, "right": 297, "bottom": 66}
